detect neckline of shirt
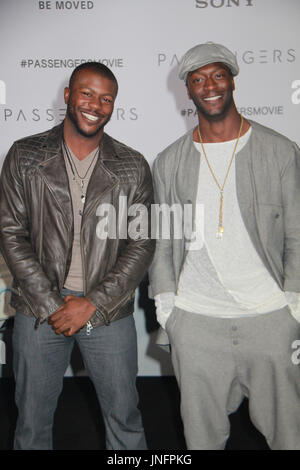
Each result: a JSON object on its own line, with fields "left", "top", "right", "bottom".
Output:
{"left": 63, "top": 143, "right": 99, "bottom": 167}
{"left": 193, "top": 125, "right": 252, "bottom": 151}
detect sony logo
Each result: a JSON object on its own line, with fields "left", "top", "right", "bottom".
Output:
{"left": 196, "top": 0, "right": 254, "bottom": 8}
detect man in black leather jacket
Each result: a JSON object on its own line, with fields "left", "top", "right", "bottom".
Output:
{"left": 0, "top": 62, "right": 155, "bottom": 450}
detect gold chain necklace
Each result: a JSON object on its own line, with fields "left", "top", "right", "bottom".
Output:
{"left": 197, "top": 115, "right": 244, "bottom": 239}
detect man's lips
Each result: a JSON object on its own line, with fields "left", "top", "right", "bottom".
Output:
{"left": 203, "top": 95, "right": 222, "bottom": 102}
{"left": 81, "top": 111, "right": 100, "bottom": 122}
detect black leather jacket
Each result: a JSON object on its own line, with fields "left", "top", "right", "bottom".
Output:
{"left": 0, "top": 123, "right": 155, "bottom": 327}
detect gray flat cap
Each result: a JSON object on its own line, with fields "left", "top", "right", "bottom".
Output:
{"left": 178, "top": 41, "right": 239, "bottom": 81}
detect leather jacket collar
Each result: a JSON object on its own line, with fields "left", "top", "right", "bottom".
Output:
{"left": 37, "top": 122, "right": 120, "bottom": 228}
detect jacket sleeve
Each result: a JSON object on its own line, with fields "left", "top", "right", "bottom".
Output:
{"left": 85, "top": 156, "right": 156, "bottom": 321}
{"left": 282, "top": 142, "right": 300, "bottom": 292}
{"left": 0, "top": 144, "right": 64, "bottom": 320}
{"left": 148, "top": 154, "right": 177, "bottom": 297}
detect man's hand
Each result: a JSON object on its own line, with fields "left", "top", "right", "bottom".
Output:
{"left": 48, "top": 296, "right": 97, "bottom": 336}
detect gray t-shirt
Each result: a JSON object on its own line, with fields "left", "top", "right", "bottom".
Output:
{"left": 62, "top": 144, "right": 98, "bottom": 292}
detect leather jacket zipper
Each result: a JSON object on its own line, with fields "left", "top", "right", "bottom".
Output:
{"left": 81, "top": 181, "right": 118, "bottom": 331}
{"left": 36, "top": 167, "right": 71, "bottom": 231}
{"left": 108, "top": 291, "right": 133, "bottom": 321}
{"left": 36, "top": 166, "right": 73, "bottom": 319}
{"left": 93, "top": 290, "right": 132, "bottom": 329}
{"left": 38, "top": 180, "right": 45, "bottom": 262}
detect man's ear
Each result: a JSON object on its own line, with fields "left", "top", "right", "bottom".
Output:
{"left": 64, "top": 87, "right": 70, "bottom": 105}
{"left": 231, "top": 76, "right": 235, "bottom": 92}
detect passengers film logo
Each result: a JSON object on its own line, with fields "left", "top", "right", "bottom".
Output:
{"left": 0, "top": 106, "right": 138, "bottom": 124}
{"left": 157, "top": 48, "right": 296, "bottom": 68}
{"left": 19, "top": 58, "right": 124, "bottom": 69}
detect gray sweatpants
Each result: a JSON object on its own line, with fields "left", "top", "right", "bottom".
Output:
{"left": 166, "top": 306, "right": 300, "bottom": 450}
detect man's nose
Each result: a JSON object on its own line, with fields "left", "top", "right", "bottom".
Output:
{"left": 204, "top": 77, "right": 216, "bottom": 90}
{"left": 89, "top": 96, "right": 102, "bottom": 112}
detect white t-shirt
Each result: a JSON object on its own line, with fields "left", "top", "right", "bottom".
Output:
{"left": 154, "top": 128, "right": 300, "bottom": 327}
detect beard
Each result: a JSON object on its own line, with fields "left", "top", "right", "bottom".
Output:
{"left": 66, "top": 103, "right": 111, "bottom": 138}
{"left": 192, "top": 90, "right": 234, "bottom": 122}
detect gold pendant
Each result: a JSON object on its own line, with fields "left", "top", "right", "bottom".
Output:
{"left": 216, "top": 225, "right": 224, "bottom": 239}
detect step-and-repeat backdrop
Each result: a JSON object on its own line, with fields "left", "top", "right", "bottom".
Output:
{"left": 0, "top": 0, "right": 299, "bottom": 375}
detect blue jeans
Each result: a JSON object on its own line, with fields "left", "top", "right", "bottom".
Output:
{"left": 12, "top": 288, "right": 147, "bottom": 450}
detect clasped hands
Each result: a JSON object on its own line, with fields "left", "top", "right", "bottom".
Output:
{"left": 48, "top": 295, "right": 96, "bottom": 336}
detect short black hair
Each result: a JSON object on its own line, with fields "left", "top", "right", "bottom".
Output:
{"left": 68, "top": 61, "right": 118, "bottom": 93}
